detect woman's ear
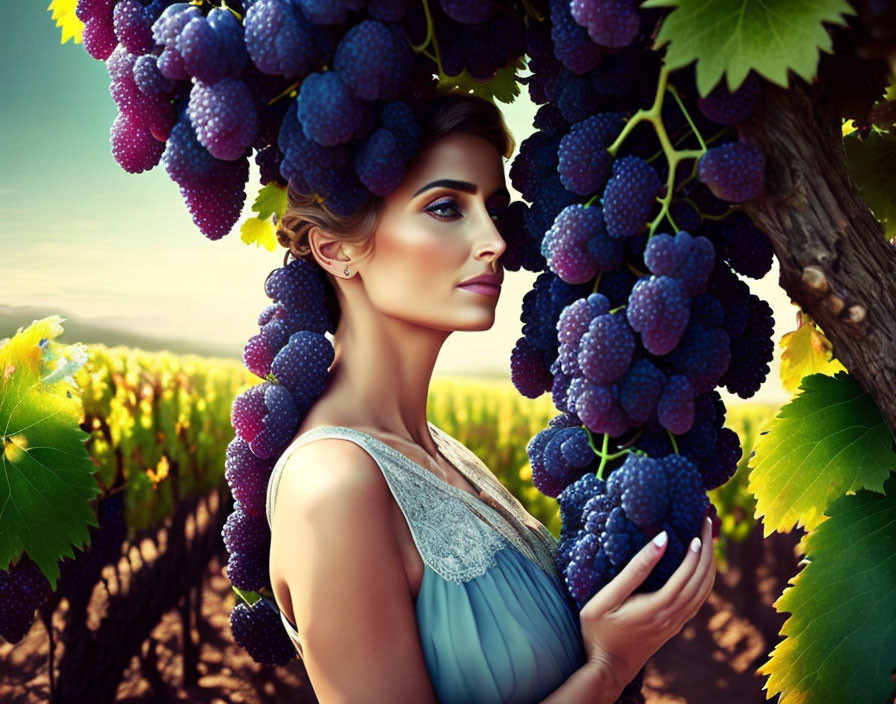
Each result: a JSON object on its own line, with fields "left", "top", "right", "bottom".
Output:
{"left": 308, "top": 225, "right": 350, "bottom": 275}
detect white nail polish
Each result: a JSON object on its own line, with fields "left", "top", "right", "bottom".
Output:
{"left": 652, "top": 531, "right": 667, "bottom": 548}
{"left": 690, "top": 536, "right": 702, "bottom": 553}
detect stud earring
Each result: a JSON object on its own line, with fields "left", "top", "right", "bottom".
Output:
{"left": 343, "top": 266, "right": 350, "bottom": 277}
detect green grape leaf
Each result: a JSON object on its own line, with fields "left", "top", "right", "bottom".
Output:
{"left": 233, "top": 587, "right": 262, "bottom": 606}
{"left": 0, "top": 317, "right": 101, "bottom": 589}
{"left": 748, "top": 371, "right": 896, "bottom": 537}
{"left": 640, "top": 0, "right": 855, "bottom": 96}
{"left": 759, "top": 473, "right": 896, "bottom": 704}
{"left": 47, "top": 0, "right": 84, "bottom": 45}
{"left": 240, "top": 183, "right": 287, "bottom": 251}
{"left": 843, "top": 130, "right": 896, "bottom": 237}
{"left": 437, "top": 56, "right": 525, "bottom": 105}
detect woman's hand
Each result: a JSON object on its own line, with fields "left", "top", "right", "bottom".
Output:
{"left": 579, "top": 515, "right": 716, "bottom": 689}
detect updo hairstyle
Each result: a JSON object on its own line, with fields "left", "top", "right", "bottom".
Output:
{"left": 274, "top": 92, "right": 516, "bottom": 327}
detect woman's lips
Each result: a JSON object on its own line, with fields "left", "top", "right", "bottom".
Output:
{"left": 458, "top": 283, "right": 501, "bottom": 297}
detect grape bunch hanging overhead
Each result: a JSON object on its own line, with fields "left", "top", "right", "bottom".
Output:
{"left": 62, "top": 0, "right": 781, "bottom": 690}
{"left": 74, "top": 0, "right": 535, "bottom": 237}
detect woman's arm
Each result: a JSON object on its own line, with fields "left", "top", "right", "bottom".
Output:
{"left": 270, "top": 440, "right": 439, "bottom": 703}
{"left": 537, "top": 659, "right": 628, "bottom": 704}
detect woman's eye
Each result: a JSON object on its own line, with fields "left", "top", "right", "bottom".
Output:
{"left": 425, "top": 199, "right": 461, "bottom": 219}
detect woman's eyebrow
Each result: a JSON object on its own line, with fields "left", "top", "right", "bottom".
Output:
{"left": 412, "top": 179, "right": 510, "bottom": 200}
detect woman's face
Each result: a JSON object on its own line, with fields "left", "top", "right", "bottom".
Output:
{"left": 358, "top": 131, "right": 510, "bottom": 332}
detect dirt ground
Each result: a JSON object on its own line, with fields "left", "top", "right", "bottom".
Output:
{"left": 1, "top": 533, "right": 796, "bottom": 704}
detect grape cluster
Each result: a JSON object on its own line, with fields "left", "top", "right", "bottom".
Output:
{"left": 558, "top": 452, "right": 711, "bottom": 609}
{"left": 75, "top": 0, "right": 531, "bottom": 237}
{"left": 224, "top": 255, "right": 341, "bottom": 660}
{"left": 71, "top": 0, "right": 779, "bottom": 687}
{"left": 503, "top": 6, "right": 777, "bottom": 700}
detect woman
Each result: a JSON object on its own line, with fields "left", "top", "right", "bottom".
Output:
{"left": 265, "top": 94, "right": 716, "bottom": 703}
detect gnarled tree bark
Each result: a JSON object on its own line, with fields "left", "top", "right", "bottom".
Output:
{"left": 738, "top": 77, "right": 896, "bottom": 432}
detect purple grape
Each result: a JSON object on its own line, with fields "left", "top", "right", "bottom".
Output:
{"left": 110, "top": 111, "right": 165, "bottom": 173}
{"left": 229, "top": 598, "right": 297, "bottom": 665}
{"left": 697, "top": 73, "right": 760, "bottom": 125}
{"left": 334, "top": 20, "right": 414, "bottom": 101}
{"left": 657, "top": 374, "right": 697, "bottom": 434}
{"left": 297, "top": 71, "right": 363, "bottom": 147}
{"left": 178, "top": 7, "right": 249, "bottom": 85}
{"left": 113, "top": 0, "right": 155, "bottom": 55}
{"left": 225, "top": 436, "right": 277, "bottom": 517}
{"left": 558, "top": 112, "right": 626, "bottom": 196}
{"left": 510, "top": 337, "right": 553, "bottom": 399}
{"left": 244, "top": 0, "right": 332, "bottom": 80}
{"left": 549, "top": 0, "right": 602, "bottom": 74}
{"left": 569, "top": 0, "right": 640, "bottom": 48}
{"left": 601, "top": 156, "right": 662, "bottom": 239}
{"left": 354, "top": 128, "right": 405, "bottom": 196}
{"left": 697, "top": 141, "right": 765, "bottom": 203}
{"left": 188, "top": 78, "right": 259, "bottom": 161}
{"left": 231, "top": 382, "right": 300, "bottom": 459}
{"left": 270, "top": 331, "right": 335, "bottom": 403}
{"left": 0, "top": 555, "right": 53, "bottom": 644}
{"left": 578, "top": 312, "right": 636, "bottom": 385}
{"left": 719, "top": 211, "right": 774, "bottom": 279}
{"left": 626, "top": 275, "right": 690, "bottom": 355}
{"left": 439, "top": 0, "right": 494, "bottom": 23}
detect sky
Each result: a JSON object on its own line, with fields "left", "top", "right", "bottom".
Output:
{"left": 0, "top": 3, "right": 794, "bottom": 405}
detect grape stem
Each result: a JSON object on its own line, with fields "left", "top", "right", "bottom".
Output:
{"left": 606, "top": 62, "right": 707, "bottom": 239}
{"left": 267, "top": 81, "right": 302, "bottom": 106}
{"left": 666, "top": 430, "right": 679, "bottom": 454}
{"left": 411, "top": 0, "right": 446, "bottom": 80}
{"left": 625, "top": 262, "right": 648, "bottom": 278}
{"left": 219, "top": 1, "right": 242, "bottom": 21}
{"left": 667, "top": 85, "right": 707, "bottom": 151}
{"left": 586, "top": 430, "right": 644, "bottom": 480}
{"left": 520, "top": 0, "right": 546, "bottom": 21}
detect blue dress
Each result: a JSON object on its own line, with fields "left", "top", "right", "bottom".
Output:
{"left": 265, "top": 422, "right": 586, "bottom": 703}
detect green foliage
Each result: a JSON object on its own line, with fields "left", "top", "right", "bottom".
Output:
{"left": 240, "top": 182, "right": 288, "bottom": 251}
{"left": 844, "top": 129, "right": 896, "bottom": 237}
{"left": 641, "top": 0, "right": 855, "bottom": 96}
{"left": 438, "top": 57, "right": 526, "bottom": 105}
{"left": 748, "top": 372, "right": 896, "bottom": 537}
{"left": 0, "top": 317, "right": 99, "bottom": 590}
{"left": 73, "top": 345, "right": 257, "bottom": 535}
{"left": 759, "top": 473, "right": 896, "bottom": 704}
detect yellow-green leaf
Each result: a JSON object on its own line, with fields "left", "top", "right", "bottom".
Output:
{"left": 240, "top": 183, "right": 287, "bottom": 251}
{"left": 0, "top": 317, "right": 101, "bottom": 590}
{"left": 748, "top": 371, "right": 896, "bottom": 537}
{"left": 779, "top": 317, "right": 846, "bottom": 393}
{"left": 759, "top": 473, "right": 896, "bottom": 704}
{"left": 641, "top": 0, "right": 855, "bottom": 96}
{"left": 47, "top": 0, "right": 84, "bottom": 45}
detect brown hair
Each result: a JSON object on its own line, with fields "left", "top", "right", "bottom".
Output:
{"left": 274, "top": 92, "right": 516, "bottom": 327}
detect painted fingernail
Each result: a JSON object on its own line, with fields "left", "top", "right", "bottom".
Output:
{"left": 706, "top": 516, "right": 712, "bottom": 528}
{"left": 690, "top": 536, "right": 702, "bottom": 553}
{"left": 653, "top": 531, "right": 668, "bottom": 548}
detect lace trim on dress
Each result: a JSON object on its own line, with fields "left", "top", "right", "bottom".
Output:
{"left": 266, "top": 422, "right": 563, "bottom": 590}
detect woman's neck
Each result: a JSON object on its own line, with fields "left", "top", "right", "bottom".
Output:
{"left": 317, "top": 310, "right": 451, "bottom": 453}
